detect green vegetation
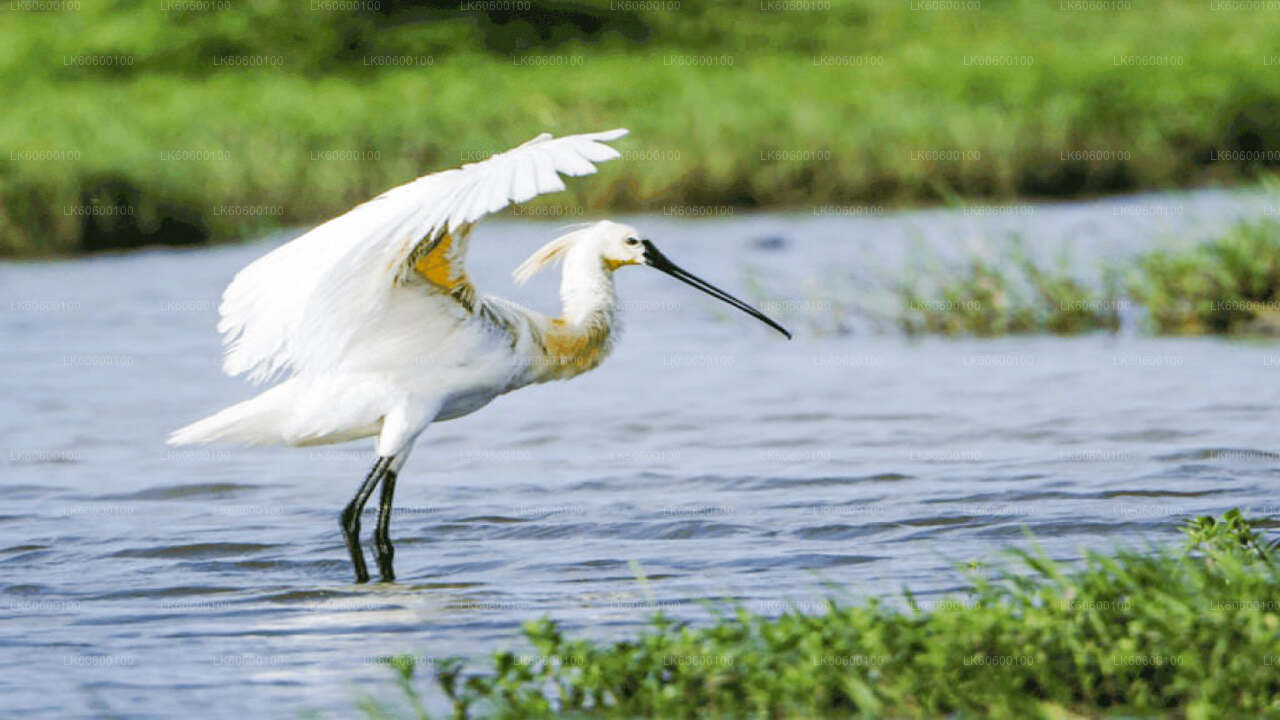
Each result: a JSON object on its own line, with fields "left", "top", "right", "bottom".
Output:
{"left": 362, "top": 510, "right": 1280, "bottom": 718}
{"left": 7, "top": 1, "right": 1280, "bottom": 254}
{"left": 899, "top": 242, "right": 1122, "bottom": 336}
{"left": 1130, "top": 217, "right": 1280, "bottom": 335}
{"left": 883, "top": 216, "right": 1280, "bottom": 337}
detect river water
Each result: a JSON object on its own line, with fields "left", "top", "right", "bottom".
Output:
{"left": 3, "top": 190, "right": 1278, "bottom": 718}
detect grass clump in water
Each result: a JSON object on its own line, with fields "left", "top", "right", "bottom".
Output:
{"left": 1130, "top": 217, "right": 1280, "bottom": 335}
{"left": 367, "top": 510, "right": 1280, "bottom": 719}
{"left": 899, "top": 242, "right": 1121, "bottom": 337}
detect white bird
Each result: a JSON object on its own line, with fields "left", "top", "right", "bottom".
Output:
{"left": 168, "top": 128, "right": 789, "bottom": 583}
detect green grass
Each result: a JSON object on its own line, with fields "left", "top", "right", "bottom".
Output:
{"left": 364, "top": 510, "right": 1280, "bottom": 719}
{"left": 898, "top": 240, "right": 1122, "bottom": 336}
{"left": 1130, "top": 217, "right": 1280, "bottom": 335}
{"left": 835, "top": 216, "right": 1280, "bottom": 338}
{"left": 6, "top": 0, "right": 1280, "bottom": 254}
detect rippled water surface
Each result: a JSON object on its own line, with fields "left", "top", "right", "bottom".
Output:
{"left": 3, "top": 191, "right": 1279, "bottom": 718}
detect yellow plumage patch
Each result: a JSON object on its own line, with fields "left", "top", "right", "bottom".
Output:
{"left": 412, "top": 230, "right": 463, "bottom": 289}
{"left": 533, "top": 316, "right": 613, "bottom": 380}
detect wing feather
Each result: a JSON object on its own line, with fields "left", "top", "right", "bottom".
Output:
{"left": 550, "top": 143, "right": 598, "bottom": 176}
{"left": 509, "top": 153, "right": 540, "bottom": 203}
{"left": 579, "top": 139, "right": 623, "bottom": 164}
{"left": 218, "top": 128, "right": 628, "bottom": 383}
{"left": 531, "top": 149, "right": 564, "bottom": 194}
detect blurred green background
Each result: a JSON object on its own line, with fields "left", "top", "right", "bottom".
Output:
{"left": 4, "top": 0, "right": 1280, "bottom": 255}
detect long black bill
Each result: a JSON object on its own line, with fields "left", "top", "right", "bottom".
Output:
{"left": 642, "top": 240, "right": 792, "bottom": 339}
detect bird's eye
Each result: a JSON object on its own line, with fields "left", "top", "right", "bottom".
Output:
{"left": 625, "top": 237, "right": 640, "bottom": 246}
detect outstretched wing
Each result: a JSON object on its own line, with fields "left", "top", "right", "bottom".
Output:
{"left": 216, "top": 128, "right": 628, "bottom": 384}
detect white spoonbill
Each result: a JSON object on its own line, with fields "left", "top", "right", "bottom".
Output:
{"left": 168, "top": 128, "right": 790, "bottom": 583}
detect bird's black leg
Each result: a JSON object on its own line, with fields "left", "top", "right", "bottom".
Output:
{"left": 374, "top": 468, "right": 398, "bottom": 582}
{"left": 340, "top": 456, "right": 390, "bottom": 584}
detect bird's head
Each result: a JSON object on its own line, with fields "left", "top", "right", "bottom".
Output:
{"left": 514, "top": 219, "right": 791, "bottom": 339}
{"left": 592, "top": 220, "right": 648, "bottom": 270}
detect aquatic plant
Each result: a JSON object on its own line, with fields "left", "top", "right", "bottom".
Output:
{"left": 365, "top": 511, "right": 1280, "bottom": 718}
{"left": 1130, "top": 218, "right": 1280, "bottom": 335}
{"left": 898, "top": 240, "right": 1121, "bottom": 337}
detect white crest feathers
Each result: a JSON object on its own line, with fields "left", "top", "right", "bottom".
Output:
{"left": 512, "top": 226, "right": 593, "bottom": 285}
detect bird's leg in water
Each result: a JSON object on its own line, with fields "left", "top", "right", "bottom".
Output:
{"left": 340, "top": 456, "right": 391, "bottom": 584}
{"left": 373, "top": 469, "right": 398, "bottom": 582}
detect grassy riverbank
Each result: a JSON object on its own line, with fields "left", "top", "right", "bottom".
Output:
{"left": 364, "top": 511, "right": 1280, "bottom": 719}
{"left": 6, "top": 1, "right": 1280, "bottom": 255}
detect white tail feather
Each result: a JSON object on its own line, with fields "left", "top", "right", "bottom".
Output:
{"left": 167, "top": 385, "right": 294, "bottom": 446}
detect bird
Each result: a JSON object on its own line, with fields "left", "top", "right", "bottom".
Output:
{"left": 168, "top": 128, "right": 790, "bottom": 583}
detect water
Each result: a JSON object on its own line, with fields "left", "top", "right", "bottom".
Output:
{"left": 3, "top": 190, "right": 1279, "bottom": 718}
